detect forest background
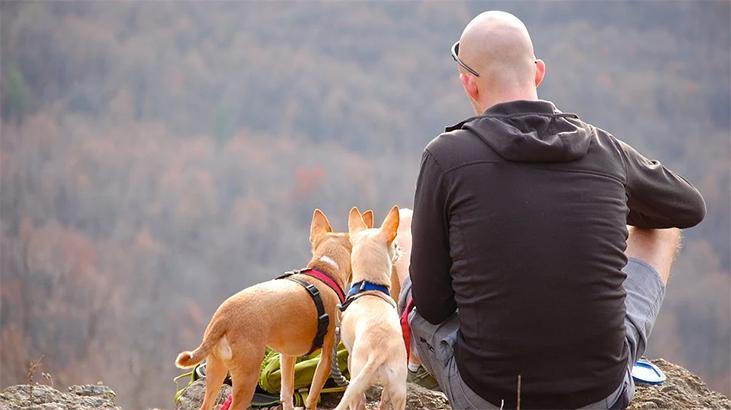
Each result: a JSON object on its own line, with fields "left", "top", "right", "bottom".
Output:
{"left": 1, "top": 1, "right": 729, "bottom": 408}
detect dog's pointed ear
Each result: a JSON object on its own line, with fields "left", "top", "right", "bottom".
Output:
{"left": 348, "top": 207, "right": 367, "bottom": 234}
{"left": 310, "top": 209, "right": 333, "bottom": 243}
{"left": 362, "top": 209, "right": 375, "bottom": 229}
{"left": 380, "top": 205, "right": 400, "bottom": 244}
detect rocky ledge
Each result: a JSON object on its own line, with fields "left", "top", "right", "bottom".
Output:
{"left": 0, "top": 383, "right": 119, "bottom": 409}
{"left": 1, "top": 359, "right": 728, "bottom": 409}
{"left": 176, "top": 359, "right": 730, "bottom": 410}
{"left": 629, "top": 359, "right": 729, "bottom": 409}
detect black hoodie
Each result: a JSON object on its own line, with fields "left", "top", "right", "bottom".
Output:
{"left": 410, "top": 100, "right": 705, "bottom": 409}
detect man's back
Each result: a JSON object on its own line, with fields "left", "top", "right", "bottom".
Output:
{"left": 410, "top": 100, "right": 705, "bottom": 408}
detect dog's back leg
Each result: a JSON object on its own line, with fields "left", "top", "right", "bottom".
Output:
{"left": 378, "top": 389, "right": 390, "bottom": 410}
{"left": 383, "top": 382, "right": 407, "bottom": 410}
{"left": 228, "top": 345, "right": 265, "bottom": 410}
{"left": 355, "top": 393, "right": 367, "bottom": 410}
{"left": 334, "top": 354, "right": 380, "bottom": 410}
{"left": 200, "top": 354, "right": 227, "bottom": 410}
{"left": 379, "top": 359, "right": 407, "bottom": 410}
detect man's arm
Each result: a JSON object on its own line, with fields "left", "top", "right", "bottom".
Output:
{"left": 618, "top": 140, "right": 706, "bottom": 228}
{"left": 410, "top": 150, "right": 456, "bottom": 324}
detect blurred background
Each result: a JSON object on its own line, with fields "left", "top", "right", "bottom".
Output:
{"left": 1, "top": 1, "right": 729, "bottom": 408}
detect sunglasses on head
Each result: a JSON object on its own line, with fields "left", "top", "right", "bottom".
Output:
{"left": 451, "top": 41, "right": 540, "bottom": 78}
{"left": 451, "top": 41, "right": 480, "bottom": 77}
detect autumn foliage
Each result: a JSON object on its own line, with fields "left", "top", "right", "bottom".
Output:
{"left": 0, "top": 2, "right": 729, "bottom": 407}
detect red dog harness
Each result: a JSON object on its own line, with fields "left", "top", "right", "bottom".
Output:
{"left": 301, "top": 268, "right": 346, "bottom": 303}
{"left": 277, "top": 268, "right": 345, "bottom": 355}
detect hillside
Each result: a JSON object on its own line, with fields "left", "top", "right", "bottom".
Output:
{"left": 1, "top": 2, "right": 729, "bottom": 408}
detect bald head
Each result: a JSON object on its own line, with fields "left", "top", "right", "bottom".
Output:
{"left": 459, "top": 11, "right": 536, "bottom": 87}
{"left": 456, "top": 11, "right": 544, "bottom": 113}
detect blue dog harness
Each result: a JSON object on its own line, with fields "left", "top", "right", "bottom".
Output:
{"left": 339, "top": 280, "right": 393, "bottom": 311}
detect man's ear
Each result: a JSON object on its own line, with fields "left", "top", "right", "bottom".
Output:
{"left": 348, "top": 207, "right": 367, "bottom": 235}
{"left": 460, "top": 73, "right": 480, "bottom": 103}
{"left": 310, "top": 209, "right": 333, "bottom": 244}
{"left": 380, "top": 205, "right": 400, "bottom": 244}
{"left": 362, "top": 209, "right": 375, "bottom": 229}
{"left": 534, "top": 59, "right": 546, "bottom": 88}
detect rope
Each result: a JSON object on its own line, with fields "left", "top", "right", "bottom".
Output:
{"left": 330, "top": 319, "right": 349, "bottom": 386}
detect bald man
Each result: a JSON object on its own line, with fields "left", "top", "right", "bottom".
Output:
{"left": 406, "top": 11, "right": 705, "bottom": 410}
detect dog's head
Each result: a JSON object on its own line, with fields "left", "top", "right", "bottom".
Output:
{"left": 360, "top": 209, "right": 401, "bottom": 263}
{"left": 347, "top": 206, "right": 400, "bottom": 283}
{"left": 309, "top": 209, "right": 353, "bottom": 282}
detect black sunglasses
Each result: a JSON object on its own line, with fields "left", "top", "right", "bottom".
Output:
{"left": 451, "top": 41, "right": 480, "bottom": 77}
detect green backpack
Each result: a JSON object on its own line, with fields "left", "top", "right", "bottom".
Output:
{"left": 174, "top": 344, "right": 350, "bottom": 408}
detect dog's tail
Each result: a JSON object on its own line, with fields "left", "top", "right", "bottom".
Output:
{"left": 175, "top": 320, "right": 228, "bottom": 369}
{"left": 334, "top": 355, "right": 383, "bottom": 410}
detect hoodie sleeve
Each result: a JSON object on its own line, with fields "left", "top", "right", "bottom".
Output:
{"left": 617, "top": 140, "right": 706, "bottom": 228}
{"left": 410, "top": 150, "right": 456, "bottom": 324}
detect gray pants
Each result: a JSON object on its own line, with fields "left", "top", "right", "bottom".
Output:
{"left": 407, "top": 257, "right": 665, "bottom": 409}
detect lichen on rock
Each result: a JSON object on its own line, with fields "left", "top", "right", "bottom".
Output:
{"left": 0, "top": 383, "right": 119, "bottom": 409}
{"left": 175, "top": 379, "right": 231, "bottom": 410}
{"left": 629, "top": 359, "right": 730, "bottom": 409}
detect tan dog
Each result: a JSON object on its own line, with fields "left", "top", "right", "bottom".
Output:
{"left": 393, "top": 208, "right": 412, "bottom": 291}
{"left": 335, "top": 206, "right": 408, "bottom": 410}
{"left": 389, "top": 208, "right": 413, "bottom": 305}
{"left": 390, "top": 207, "right": 423, "bottom": 372}
{"left": 175, "top": 209, "right": 353, "bottom": 410}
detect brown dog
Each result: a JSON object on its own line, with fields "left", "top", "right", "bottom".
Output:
{"left": 335, "top": 206, "right": 408, "bottom": 410}
{"left": 175, "top": 209, "right": 355, "bottom": 410}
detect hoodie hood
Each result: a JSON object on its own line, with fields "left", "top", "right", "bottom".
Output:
{"left": 449, "top": 100, "right": 592, "bottom": 163}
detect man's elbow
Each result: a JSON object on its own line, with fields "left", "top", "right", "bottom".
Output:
{"left": 678, "top": 191, "right": 706, "bottom": 228}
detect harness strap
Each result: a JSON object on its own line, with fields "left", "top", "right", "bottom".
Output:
{"left": 275, "top": 267, "right": 346, "bottom": 356}
{"left": 306, "top": 269, "right": 346, "bottom": 303}
{"left": 284, "top": 276, "right": 329, "bottom": 355}
{"left": 347, "top": 280, "right": 391, "bottom": 299}
{"left": 339, "top": 289, "right": 396, "bottom": 312}
{"left": 400, "top": 296, "right": 415, "bottom": 361}
{"left": 280, "top": 268, "right": 346, "bottom": 303}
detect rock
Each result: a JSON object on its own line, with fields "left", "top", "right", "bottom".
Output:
{"left": 403, "top": 383, "right": 450, "bottom": 410}
{"left": 176, "top": 381, "right": 449, "bottom": 410}
{"left": 0, "top": 383, "right": 119, "bottom": 409}
{"left": 629, "top": 359, "right": 730, "bottom": 409}
{"left": 68, "top": 384, "right": 116, "bottom": 400}
{"left": 175, "top": 379, "right": 231, "bottom": 410}
{"left": 3, "top": 359, "right": 727, "bottom": 409}
{"left": 177, "top": 359, "right": 728, "bottom": 410}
